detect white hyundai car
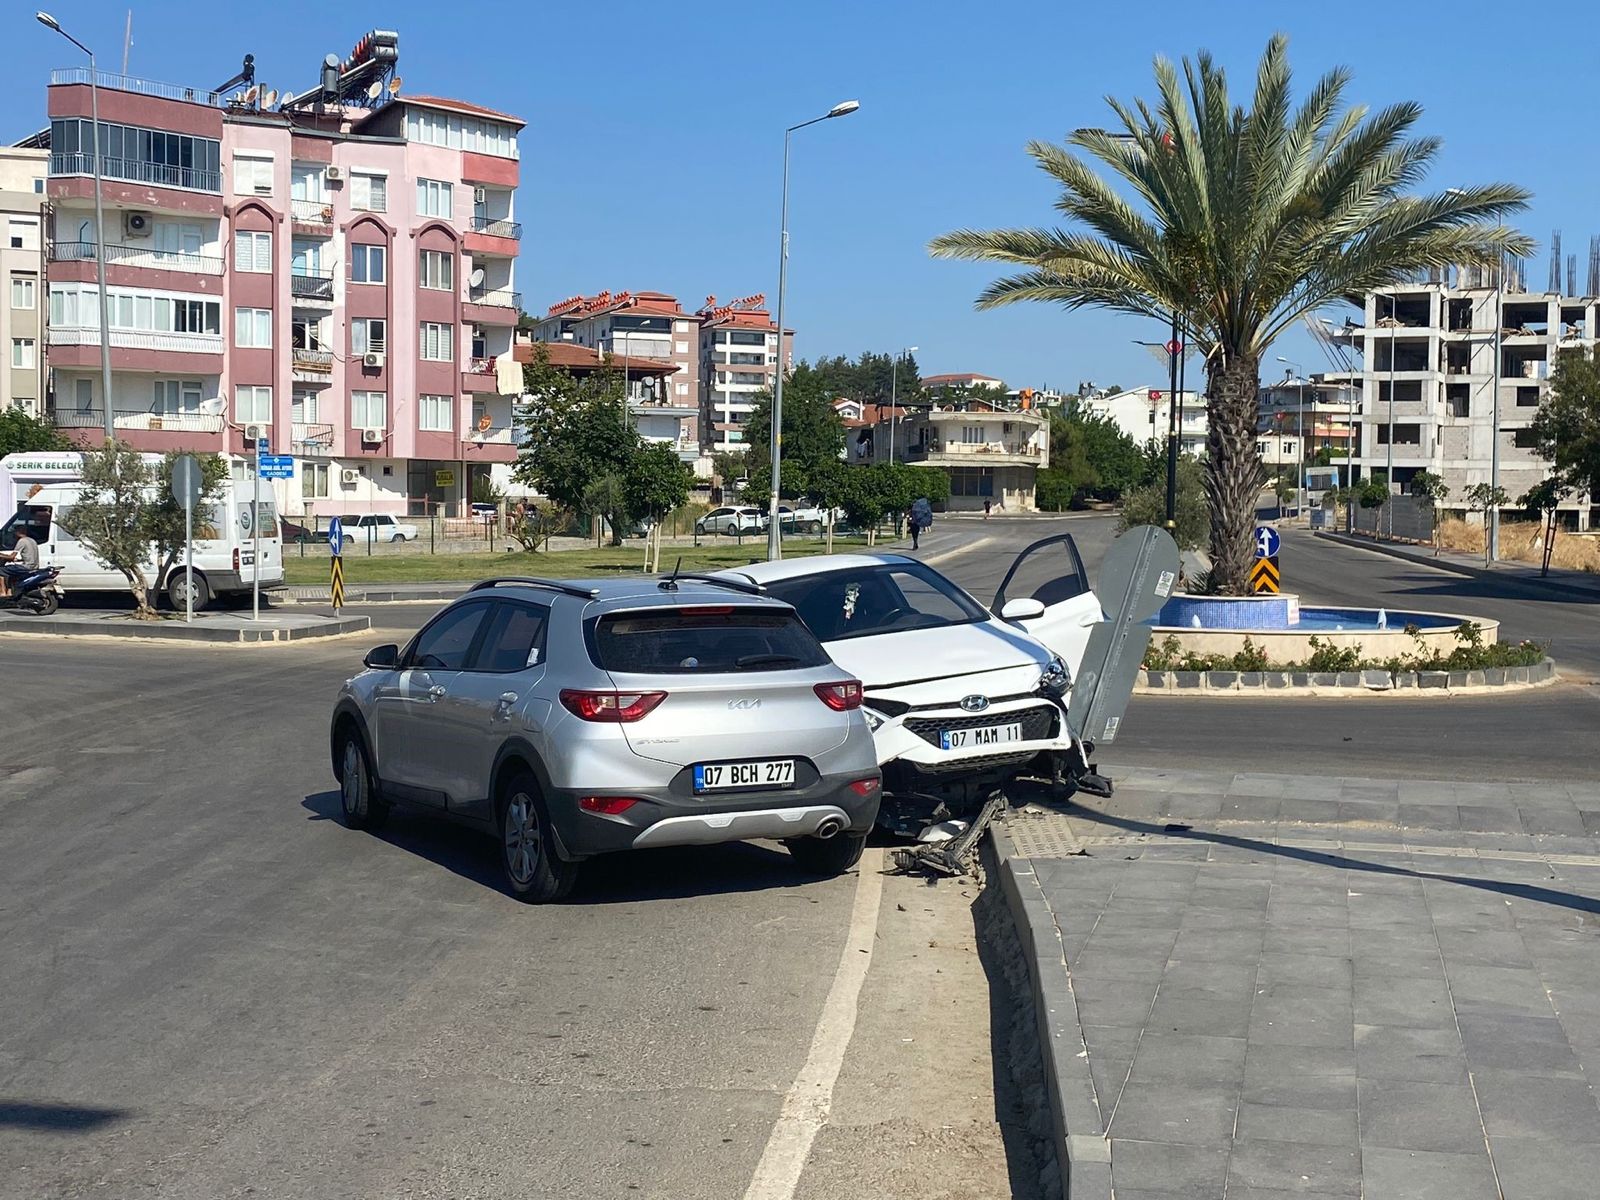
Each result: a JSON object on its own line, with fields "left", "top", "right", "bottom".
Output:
{"left": 722, "top": 536, "right": 1104, "bottom": 825}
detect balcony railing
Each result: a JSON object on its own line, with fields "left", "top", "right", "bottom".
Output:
{"left": 469, "top": 216, "right": 522, "bottom": 240}
{"left": 50, "top": 66, "right": 224, "bottom": 107}
{"left": 48, "top": 326, "right": 223, "bottom": 355}
{"left": 50, "top": 406, "right": 224, "bottom": 434}
{"left": 51, "top": 240, "right": 224, "bottom": 275}
{"left": 50, "top": 151, "right": 220, "bottom": 194}
{"left": 467, "top": 288, "right": 521, "bottom": 310}
{"left": 292, "top": 348, "right": 334, "bottom": 372}
{"left": 292, "top": 422, "right": 336, "bottom": 454}
{"left": 290, "top": 271, "right": 335, "bottom": 302}
{"left": 468, "top": 356, "right": 496, "bottom": 374}
{"left": 290, "top": 198, "right": 336, "bottom": 226}
{"left": 914, "top": 441, "right": 1043, "bottom": 458}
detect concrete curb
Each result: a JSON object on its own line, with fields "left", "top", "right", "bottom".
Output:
{"left": 0, "top": 614, "right": 371, "bottom": 643}
{"left": 1314, "top": 531, "right": 1600, "bottom": 602}
{"left": 1135, "top": 657, "right": 1556, "bottom": 694}
{"left": 983, "top": 824, "right": 1110, "bottom": 1200}
{"left": 277, "top": 586, "right": 466, "bottom": 605}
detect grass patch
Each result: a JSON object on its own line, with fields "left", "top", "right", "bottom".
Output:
{"left": 283, "top": 537, "right": 869, "bottom": 586}
{"left": 1436, "top": 517, "right": 1600, "bottom": 574}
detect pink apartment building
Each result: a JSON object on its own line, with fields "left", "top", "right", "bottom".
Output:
{"left": 42, "top": 31, "right": 523, "bottom": 517}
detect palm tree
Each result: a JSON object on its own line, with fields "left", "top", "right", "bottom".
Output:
{"left": 931, "top": 36, "right": 1532, "bottom": 593}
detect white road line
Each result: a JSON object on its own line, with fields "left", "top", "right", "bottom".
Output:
{"left": 740, "top": 847, "right": 884, "bottom": 1200}
{"left": 921, "top": 536, "right": 996, "bottom": 567}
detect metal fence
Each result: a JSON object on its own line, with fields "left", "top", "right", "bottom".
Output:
{"left": 1352, "top": 495, "right": 1436, "bottom": 543}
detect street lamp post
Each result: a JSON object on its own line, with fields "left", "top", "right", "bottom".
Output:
{"left": 767, "top": 99, "right": 858, "bottom": 562}
{"left": 38, "top": 11, "right": 113, "bottom": 442}
{"left": 888, "top": 344, "right": 917, "bottom": 463}
{"left": 1131, "top": 329, "right": 1183, "bottom": 527}
{"left": 1277, "top": 357, "right": 1306, "bottom": 522}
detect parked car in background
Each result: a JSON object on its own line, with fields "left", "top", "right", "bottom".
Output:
{"left": 777, "top": 506, "right": 834, "bottom": 534}
{"left": 696, "top": 506, "right": 767, "bottom": 536}
{"left": 330, "top": 575, "right": 883, "bottom": 902}
{"left": 340, "top": 513, "right": 420, "bottom": 544}
{"left": 720, "top": 537, "right": 1103, "bottom": 823}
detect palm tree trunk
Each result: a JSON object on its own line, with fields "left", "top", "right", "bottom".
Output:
{"left": 1204, "top": 355, "right": 1266, "bottom": 594}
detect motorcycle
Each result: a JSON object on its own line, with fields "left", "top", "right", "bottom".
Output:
{"left": 0, "top": 565, "right": 63, "bottom": 616}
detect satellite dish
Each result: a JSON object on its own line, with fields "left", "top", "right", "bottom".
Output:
{"left": 262, "top": 88, "right": 279, "bottom": 108}
{"left": 366, "top": 80, "right": 382, "bottom": 100}
{"left": 243, "top": 85, "right": 260, "bottom": 105}
{"left": 198, "top": 397, "right": 226, "bottom": 416}
{"left": 469, "top": 267, "right": 486, "bottom": 289}
{"left": 388, "top": 76, "right": 402, "bottom": 95}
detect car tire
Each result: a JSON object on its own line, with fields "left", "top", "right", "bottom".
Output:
{"left": 390, "top": 533, "right": 405, "bottom": 543}
{"left": 166, "top": 569, "right": 211, "bottom": 612}
{"left": 805, "top": 521, "right": 821, "bottom": 535}
{"left": 337, "top": 729, "right": 389, "bottom": 832}
{"left": 724, "top": 522, "right": 739, "bottom": 536}
{"left": 786, "top": 830, "right": 868, "bottom": 876}
{"left": 498, "top": 770, "right": 579, "bottom": 903}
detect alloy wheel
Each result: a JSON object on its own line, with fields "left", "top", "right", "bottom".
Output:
{"left": 341, "top": 740, "right": 366, "bottom": 819}
{"left": 504, "top": 792, "right": 541, "bottom": 885}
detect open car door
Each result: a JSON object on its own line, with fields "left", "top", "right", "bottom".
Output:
{"left": 991, "top": 533, "right": 1103, "bottom": 676}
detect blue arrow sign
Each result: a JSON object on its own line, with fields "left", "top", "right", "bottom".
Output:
{"left": 327, "top": 516, "right": 344, "bottom": 555}
{"left": 1254, "top": 525, "right": 1281, "bottom": 559}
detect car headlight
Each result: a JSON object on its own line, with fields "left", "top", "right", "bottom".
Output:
{"left": 1039, "top": 656, "right": 1071, "bottom": 694}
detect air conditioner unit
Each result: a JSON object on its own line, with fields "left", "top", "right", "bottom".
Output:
{"left": 361, "top": 427, "right": 383, "bottom": 445}
{"left": 123, "top": 210, "right": 153, "bottom": 239}
{"left": 363, "top": 351, "right": 385, "bottom": 368}
{"left": 340, "top": 468, "right": 360, "bottom": 485}
{"left": 324, "top": 165, "right": 342, "bottom": 181}
{"left": 473, "top": 186, "right": 486, "bottom": 203}
{"left": 244, "top": 422, "right": 266, "bottom": 442}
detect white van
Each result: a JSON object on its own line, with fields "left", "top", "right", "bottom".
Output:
{"left": 1, "top": 478, "right": 284, "bottom": 609}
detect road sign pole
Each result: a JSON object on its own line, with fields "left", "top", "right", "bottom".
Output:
{"left": 252, "top": 436, "right": 262, "bottom": 623}
{"left": 170, "top": 455, "right": 202, "bottom": 624}
{"left": 184, "top": 490, "right": 193, "bottom": 624}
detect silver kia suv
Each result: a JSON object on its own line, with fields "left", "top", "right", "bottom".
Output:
{"left": 330, "top": 575, "right": 883, "bottom": 902}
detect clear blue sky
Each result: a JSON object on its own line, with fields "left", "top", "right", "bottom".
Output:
{"left": 7, "top": 1, "right": 1599, "bottom": 394}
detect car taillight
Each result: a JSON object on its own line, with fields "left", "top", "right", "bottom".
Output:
{"left": 559, "top": 689, "right": 667, "bottom": 722}
{"left": 814, "top": 680, "right": 864, "bottom": 711}
{"left": 232, "top": 546, "right": 240, "bottom": 572}
{"left": 579, "top": 796, "right": 640, "bottom": 815}
{"left": 848, "top": 777, "right": 881, "bottom": 797}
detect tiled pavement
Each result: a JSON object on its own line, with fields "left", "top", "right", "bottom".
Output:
{"left": 1000, "top": 768, "right": 1600, "bottom": 1199}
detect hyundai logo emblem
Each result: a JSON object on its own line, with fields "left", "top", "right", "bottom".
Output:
{"left": 960, "top": 694, "right": 990, "bottom": 712}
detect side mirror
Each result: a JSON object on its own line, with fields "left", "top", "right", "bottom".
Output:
{"left": 363, "top": 643, "right": 400, "bottom": 670}
{"left": 999, "top": 597, "right": 1046, "bottom": 621}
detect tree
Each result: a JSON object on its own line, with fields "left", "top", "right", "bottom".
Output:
{"left": 931, "top": 35, "right": 1531, "bottom": 592}
{"left": 742, "top": 364, "right": 847, "bottom": 501}
{"left": 1408, "top": 469, "right": 1450, "bottom": 552}
{"left": 514, "top": 345, "right": 640, "bottom": 544}
{"left": 711, "top": 450, "right": 748, "bottom": 491}
{"left": 1073, "top": 408, "right": 1144, "bottom": 499}
{"left": 1520, "top": 478, "right": 1568, "bottom": 577}
{"left": 625, "top": 442, "right": 692, "bottom": 572}
{"left": 1463, "top": 482, "right": 1511, "bottom": 567}
{"left": 1531, "top": 346, "right": 1600, "bottom": 502}
{"left": 62, "top": 443, "right": 223, "bottom": 618}
{"left": 0, "top": 408, "right": 69, "bottom": 458}
{"left": 1119, "top": 456, "right": 1209, "bottom": 551}
{"left": 472, "top": 473, "right": 506, "bottom": 507}
{"left": 1037, "top": 413, "right": 1098, "bottom": 510}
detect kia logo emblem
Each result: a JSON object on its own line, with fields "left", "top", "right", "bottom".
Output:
{"left": 728, "top": 698, "right": 762, "bottom": 711}
{"left": 960, "top": 694, "right": 989, "bottom": 712}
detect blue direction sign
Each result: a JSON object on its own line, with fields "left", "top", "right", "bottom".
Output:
{"left": 327, "top": 516, "right": 344, "bottom": 555}
{"left": 1254, "top": 525, "right": 1281, "bottom": 559}
{"left": 258, "top": 455, "right": 295, "bottom": 480}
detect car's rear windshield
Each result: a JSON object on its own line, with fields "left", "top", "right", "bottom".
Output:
{"left": 762, "top": 561, "right": 990, "bottom": 642}
{"left": 590, "top": 606, "right": 831, "bottom": 674}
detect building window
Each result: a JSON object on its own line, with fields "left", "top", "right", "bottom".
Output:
{"left": 10, "top": 276, "right": 35, "bottom": 309}
{"left": 961, "top": 425, "right": 984, "bottom": 444}
{"left": 416, "top": 178, "right": 453, "bottom": 219}
{"left": 232, "top": 153, "right": 274, "bottom": 197}
{"left": 31, "top": 178, "right": 43, "bottom": 194}
{"left": 420, "top": 322, "right": 454, "bottom": 362}
{"left": 674, "top": 320, "right": 691, "bottom": 333}
{"left": 152, "top": 379, "right": 203, "bottom": 415}
{"left": 352, "top": 391, "right": 387, "bottom": 429}
{"left": 948, "top": 467, "right": 995, "bottom": 498}
{"left": 419, "top": 249, "right": 454, "bottom": 291}
{"left": 235, "top": 307, "right": 272, "bottom": 348}
{"left": 349, "top": 243, "right": 387, "bottom": 284}
{"left": 49, "top": 118, "right": 222, "bottom": 192}
{"left": 405, "top": 109, "right": 518, "bottom": 159}
{"left": 235, "top": 385, "right": 272, "bottom": 423}
{"left": 292, "top": 390, "right": 319, "bottom": 423}
{"left": 350, "top": 172, "right": 387, "bottom": 213}
{"left": 419, "top": 394, "right": 453, "bottom": 431}
{"left": 10, "top": 338, "right": 35, "bottom": 369}
{"left": 352, "top": 318, "right": 387, "bottom": 355}
{"left": 233, "top": 230, "right": 272, "bottom": 273}
{"left": 51, "top": 285, "right": 221, "bottom": 336}
{"left": 8, "top": 218, "right": 38, "bottom": 251}
{"left": 301, "top": 461, "right": 330, "bottom": 499}
{"left": 676, "top": 382, "right": 688, "bottom": 396}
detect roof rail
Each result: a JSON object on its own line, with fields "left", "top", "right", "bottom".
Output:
{"left": 656, "top": 571, "right": 766, "bottom": 596}
{"left": 468, "top": 577, "right": 601, "bottom": 600}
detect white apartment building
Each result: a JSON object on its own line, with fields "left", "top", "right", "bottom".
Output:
{"left": 0, "top": 146, "right": 48, "bottom": 415}
{"left": 1084, "top": 386, "right": 1207, "bottom": 457}
{"left": 1257, "top": 375, "right": 1359, "bottom": 474}
{"left": 1330, "top": 279, "right": 1593, "bottom": 526}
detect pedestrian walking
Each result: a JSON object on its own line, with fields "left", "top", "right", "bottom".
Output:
{"left": 983, "top": 498, "right": 992, "bottom": 520}
{"left": 909, "top": 497, "right": 932, "bottom": 551}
